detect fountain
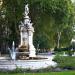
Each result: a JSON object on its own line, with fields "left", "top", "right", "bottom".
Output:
{"left": 9, "top": 41, "right": 16, "bottom": 60}
{"left": 10, "top": 4, "right": 47, "bottom": 60}
{"left": 0, "top": 4, "right": 57, "bottom": 70}
{"left": 17, "top": 4, "right": 36, "bottom": 59}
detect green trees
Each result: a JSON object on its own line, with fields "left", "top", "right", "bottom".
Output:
{"left": 0, "top": 0, "right": 75, "bottom": 52}
{"left": 0, "top": 0, "right": 26, "bottom": 53}
{"left": 3, "top": 0, "right": 23, "bottom": 43}
{"left": 29, "top": 0, "right": 75, "bottom": 49}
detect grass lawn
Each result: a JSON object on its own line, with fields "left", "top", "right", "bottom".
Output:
{"left": 0, "top": 71, "right": 75, "bottom": 75}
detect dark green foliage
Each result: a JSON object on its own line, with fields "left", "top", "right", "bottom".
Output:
{"left": 34, "top": 33, "right": 50, "bottom": 49}
{"left": 3, "top": 0, "right": 26, "bottom": 46}
{"left": 29, "top": 0, "right": 75, "bottom": 48}
{"left": 0, "top": 0, "right": 75, "bottom": 50}
{"left": 53, "top": 55, "right": 75, "bottom": 69}
{"left": 54, "top": 47, "right": 71, "bottom": 52}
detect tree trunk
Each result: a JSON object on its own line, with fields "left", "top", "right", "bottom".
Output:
{"left": 57, "top": 32, "right": 61, "bottom": 48}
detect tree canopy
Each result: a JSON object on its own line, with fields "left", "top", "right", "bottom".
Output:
{"left": 0, "top": 0, "right": 75, "bottom": 52}
{"left": 29, "top": 0, "right": 75, "bottom": 48}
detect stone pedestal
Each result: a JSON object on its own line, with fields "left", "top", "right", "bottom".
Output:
{"left": 28, "top": 28, "right": 36, "bottom": 57}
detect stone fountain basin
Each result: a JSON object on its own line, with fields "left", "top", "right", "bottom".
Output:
{"left": 17, "top": 56, "right": 48, "bottom": 60}
{"left": 0, "top": 55, "right": 57, "bottom": 70}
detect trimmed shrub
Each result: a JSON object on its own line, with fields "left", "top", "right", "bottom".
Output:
{"left": 53, "top": 55, "right": 75, "bottom": 70}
